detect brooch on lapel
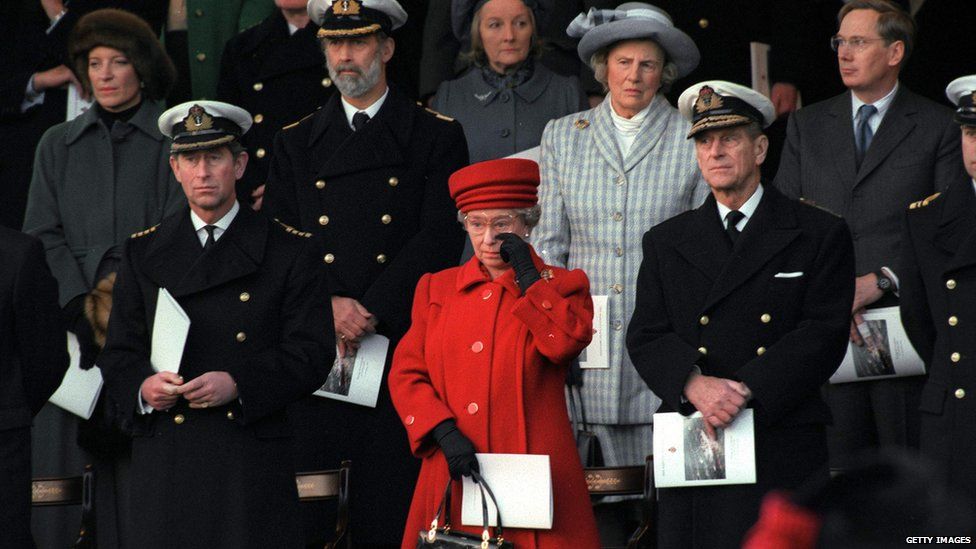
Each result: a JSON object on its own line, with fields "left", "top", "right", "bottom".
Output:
{"left": 540, "top": 269, "right": 554, "bottom": 281}
{"left": 574, "top": 119, "right": 590, "bottom": 130}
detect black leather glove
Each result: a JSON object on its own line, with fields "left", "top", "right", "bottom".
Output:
{"left": 497, "top": 233, "right": 541, "bottom": 293}
{"left": 431, "top": 419, "right": 479, "bottom": 480}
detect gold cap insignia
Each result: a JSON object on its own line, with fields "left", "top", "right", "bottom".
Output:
{"left": 694, "top": 86, "right": 724, "bottom": 114}
{"left": 184, "top": 105, "right": 214, "bottom": 132}
{"left": 333, "top": 0, "right": 362, "bottom": 15}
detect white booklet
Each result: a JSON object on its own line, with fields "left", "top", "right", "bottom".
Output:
{"left": 314, "top": 333, "right": 389, "bottom": 407}
{"left": 505, "top": 146, "right": 540, "bottom": 162}
{"left": 66, "top": 85, "right": 94, "bottom": 121}
{"left": 579, "top": 295, "right": 609, "bottom": 369}
{"left": 461, "top": 453, "right": 552, "bottom": 529}
{"left": 49, "top": 332, "right": 103, "bottom": 419}
{"left": 151, "top": 288, "right": 190, "bottom": 373}
{"left": 830, "top": 306, "right": 926, "bottom": 384}
{"left": 653, "top": 409, "right": 757, "bottom": 488}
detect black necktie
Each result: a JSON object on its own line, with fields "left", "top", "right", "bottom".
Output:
{"left": 352, "top": 111, "right": 370, "bottom": 131}
{"left": 726, "top": 210, "right": 745, "bottom": 245}
{"left": 203, "top": 225, "right": 217, "bottom": 251}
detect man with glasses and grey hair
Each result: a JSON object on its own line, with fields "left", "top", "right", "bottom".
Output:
{"left": 774, "top": 0, "right": 966, "bottom": 472}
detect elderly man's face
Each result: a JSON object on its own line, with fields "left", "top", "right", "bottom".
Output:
{"left": 324, "top": 34, "right": 393, "bottom": 98}
{"left": 170, "top": 147, "right": 246, "bottom": 221}
{"left": 963, "top": 126, "right": 976, "bottom": 180}
{"left": 694, "top": 126, "right": 767, "bottom": 193}
{"left": 606, "top": 39, "right": 666, "bottom": 118}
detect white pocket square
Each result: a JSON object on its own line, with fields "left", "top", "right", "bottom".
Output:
{"left": 774, "top": 271, "right": 804, "bottom": 278}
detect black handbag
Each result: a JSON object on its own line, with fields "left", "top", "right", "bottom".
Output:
{"left": 417, "top": 471, "right": 514, "bottom": 549}
{"left": 568, "top": 380, "right": 604, "bottom": 468}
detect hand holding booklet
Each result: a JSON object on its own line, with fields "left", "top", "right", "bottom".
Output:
{"left": 461, "top": 453, "right": 552, "bottom": 529}
{"left": 48, "top": 332, "right": 103, "bottom": 419}
{"left": 653, "top": 409, "right": 756, "bottom": 488}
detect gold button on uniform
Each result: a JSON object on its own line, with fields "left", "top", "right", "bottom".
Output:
{"left": 323, "top": 254, "right": 335, "bottom": 264}
{"left": 255, "top": 148, "right": 266, "bottom": 159}
{"left": 947, "top": 279, "right": 957, "bottom": 290}
{"left": 951, "top": 352, "right": 961, "bottom": 363}
{"left": 195, "top": 8, "right": 204, "bottom": 17}
{"left": 236, "top": 332, "right": 247, "bottom": 342}
{"left": 239, "top": 292, "right": 250, "bottom": 302}
{"left": 949, "top": 316, "right": 959, "bottom": 326}
{"left": 955, "top": 388, "right": 966, "bottom": 399}
{"left": 760, "top": 313, "right": 772, "bottom": 323}
{"left": 698, "top": 347, "right": 707, "bottom": 355}
{"left": 322, "top": 78, "right": 332, "bottom": 88}
{"left": 757, "top": 346, "right": 766, "bottom": 356}
{"left": 253, "top": 114, "right": 264, "bottom": 124}
{"left": 226, "top": 411, "right": 235, "bottom": 420}
{"left": 376, "top": 254, "right": 387, "bottom": 264}
{"left": 381, "top": 214, "right": 392, "bottom": 224}
{"left": 174, "top": 414, "right": 185, "bottom": 425}
{"left": 253, "top": 82, "right": 264, "bottom": 91}
{"left": 699, "top": 18, "right": 709, "bottom": 28}
{"left": 315, "top": 179, "right": 326, "bottom": 189}
{"left": 388, "top": 176, "right": 399, "bottom": 186}
{"left": 196, "top": 52, "right": 207, "bottom": 62}
{"left": 318, "top": 215, "right": 329, "bottom": 226}
{"left": 699, "top": 315, "right": 709, "bottom": 326}
{"left": 471, "top": 341, "right": 484, "bottom": 353}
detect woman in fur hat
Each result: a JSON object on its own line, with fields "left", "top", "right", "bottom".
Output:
{"left": 23, "top": 8, "right": 185, "bottom": 548}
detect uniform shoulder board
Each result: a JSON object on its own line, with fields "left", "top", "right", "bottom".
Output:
{"left": 424, "top": 107, "right": 455, "bottom": 122}
{"left": 130, "top": 224, "right": 159, "bottom": 239}
{"left": 909, "top": 192, "right": 941, "bottom": 210}
{"left": 274, "top": 218, "right": 312, "bottom": 238}
{"left": 282, "top": 110, "right": 317, "bottom": 131}
{"left": 574, "top": 118, "right": 590, "bottom": 130}
{"left": 798, "top": 197, "right": 841, "bottom": 217}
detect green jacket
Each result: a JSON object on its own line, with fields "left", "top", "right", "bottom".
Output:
{"left": 187, "top": 0, "right": 275, "bottom": 99}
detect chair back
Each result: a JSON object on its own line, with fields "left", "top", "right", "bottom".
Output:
{"left": 296, "top": 460, "right": 351, "bottom": 549}
{"left": 32, "top": 464, "right": 96, "bottom": 548}
{"left": 584, "top": 455, "right": 656, "bottom": 549}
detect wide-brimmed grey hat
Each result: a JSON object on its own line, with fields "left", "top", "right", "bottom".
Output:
{"left": 568, "top": 3, "right": 699, "bottom": 78}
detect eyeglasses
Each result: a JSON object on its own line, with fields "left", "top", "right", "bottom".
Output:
{"left": 830, "top": 36, "right": 887, "bottom": 52}
{"left": 463, "top": 214, "right": 519, "bottom": 236}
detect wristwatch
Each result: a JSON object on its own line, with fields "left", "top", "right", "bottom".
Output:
{"left": 875, "top": 270, "right": 893, "bottom": 293}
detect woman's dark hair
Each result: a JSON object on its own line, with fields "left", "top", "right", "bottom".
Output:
{"left": 69, "top": 9, "right": 176, "bottom": 101}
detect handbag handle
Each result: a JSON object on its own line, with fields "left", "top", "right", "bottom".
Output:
{"left": 426, "top": 472, "right": 506, "bottom": 547}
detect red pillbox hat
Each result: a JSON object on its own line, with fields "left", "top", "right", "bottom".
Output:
{"left": 449, "top": 158, "right": 540, "bottom": 213}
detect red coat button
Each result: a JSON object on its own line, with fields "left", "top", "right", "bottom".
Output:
{"left": 481, "top": 289, "right": 492, "bottom": 300}
{"left": 405, "top": 415, "right": 415, "bottom": 426}
{"left": 471, "top": 341, "right": 484, "bottom": 353}
{"left": 541, "top": 300, "right": 553, "bottom": 310}
{"left": 466, "top": 402, "right": 479, "bottom": 415}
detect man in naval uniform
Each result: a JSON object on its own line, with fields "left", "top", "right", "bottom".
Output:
{"left": 626, "top": 81, "right": 855, "bottom": 548}
{"left": 98, "top": 100, "right": 334, "bottom": 549}
{"left": 900, "top": 75, "right": 976, "bottom": 506}
{"left": 263, "top": 0, "right": 469, "bottom": 545}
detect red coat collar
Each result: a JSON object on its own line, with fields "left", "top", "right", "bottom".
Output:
{"left": 455, "top": 246, "right": 550, "bottom": 295}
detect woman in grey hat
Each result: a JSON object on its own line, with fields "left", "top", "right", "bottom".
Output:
{"left": 23, "top": 9, "right": 185, "bottom": 548}
{"left": 531, "top": 3, "right": 708, "bottom": 542}
{"left": 432, "top": 0, "right": 587, "bottom": 164}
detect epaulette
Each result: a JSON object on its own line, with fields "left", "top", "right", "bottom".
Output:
{"left": 274, "top": 218, "right": 312, "bottom": 238}
{"left": 909, "top": 192, "right": 941, "bottom": 209}
{"left": 130, "top": 224, "right": 159, "bottom": 238}
{"left": 282, "top": 110, "right": 317, "bottom": 131}
{"left": 798, "top": 197, "right": 841, "bottom": 217}
{"left": 574, "top": 118, "right": 590, "bottom": 130}
{"left": 424, "top": 107, "right": 454, "bottom": 122}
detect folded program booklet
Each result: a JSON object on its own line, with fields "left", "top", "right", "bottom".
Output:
{"left": 653, "top": 409, "right": 756, "bottom": 488}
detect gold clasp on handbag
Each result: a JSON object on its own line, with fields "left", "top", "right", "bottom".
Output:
{"left": 427, "top": 519, "right": 438, "bottom": 542}
{"left": 481, "top": 529, "right": 490, "bottom": 549}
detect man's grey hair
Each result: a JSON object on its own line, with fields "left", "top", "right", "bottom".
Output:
{"left": 589, "top": 38, "right": 679, "bottom": 95}
{"left": 838, "top": 0, "right": 915, "bottom": 62}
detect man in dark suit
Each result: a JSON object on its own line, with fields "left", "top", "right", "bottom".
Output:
{"left": 98, "top": 100, "right": 334, "bottom": 548}
{"left": 900, "top": 75, "right": 976, "bottom": 506}
{"left": 627, "top": 80, "right": 854, "bottom": 549}
{"left": 0, "top": 227, "right": 69, "bottom": 549}
{"left": 217, "top": 0, "right": 336, "bottom": 207}
{"left": 263, "top": 0, "right": 468, "bottom": 545}
{"left": 773, "top": 0, "right": 967, "bottom": 471}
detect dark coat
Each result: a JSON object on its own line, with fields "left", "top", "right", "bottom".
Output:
{"left": 626, "top": 186, "right": 854, "bottom": 549}
{"left": 217, "top": 11, "right": 334, "bottom": 202}
{"left": 264, "top": 86, "right": 468, "bottom": 544}
{"left": 900, "top": 177, "right": 976, "bottom": 503}
{"left": 98, "top": 205, "right": 334, "bottom": 549}
{"left": 0, "top": 227, "right": 69, "bottom": 549}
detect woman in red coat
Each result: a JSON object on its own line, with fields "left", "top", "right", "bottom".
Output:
{"left": 389, "top": 158, "right": 601, "bottom": 549}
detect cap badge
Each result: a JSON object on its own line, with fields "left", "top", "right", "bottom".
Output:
{"left": 333, "top": 0, "right": 362, "bottom": 15}
{"left": 184, "top": 105, "right": 214, "bottom": 132}
{"left": 694, "top": 85, "right": 724, "bottom": 114}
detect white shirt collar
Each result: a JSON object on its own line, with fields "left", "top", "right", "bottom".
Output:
{"left": 608, "top": 94, "right": 653, "bottom": 135}
{"left": 716, "top": 183, "right": 764, "bottom": 231}
{"left": 341, "top": 87, "right": 389, "bottom": 130}
{"left": 190, "top": 200, "right": 240, "bottom": 246}
{"left": 851, "top": 82, "right": 898, "bottom": 128}
{"left": 287, "top": 22, "right": 300, "bottom": 35}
